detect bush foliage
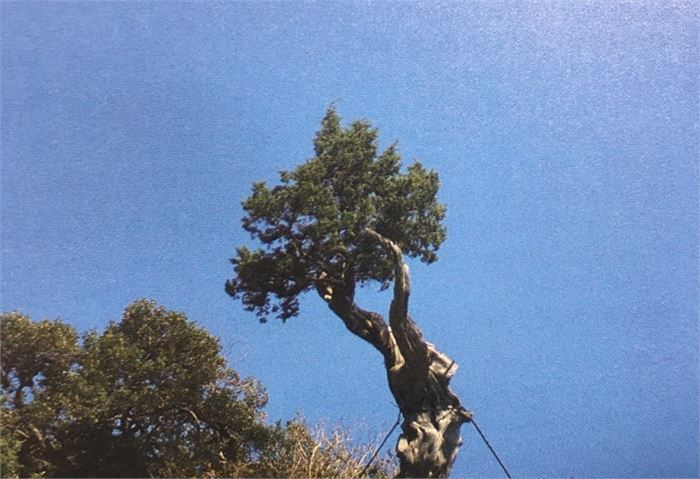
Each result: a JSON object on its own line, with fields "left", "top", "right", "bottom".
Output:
{"left": 0, "top": 300, "right": 395, "bottom": 478}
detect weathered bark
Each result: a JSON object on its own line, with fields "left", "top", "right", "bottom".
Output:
{"left": 315, "top": 229, "right": 471, "bottom": 478}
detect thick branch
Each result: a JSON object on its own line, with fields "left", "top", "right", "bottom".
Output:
{"left": 364, "top": 228, "right": 410, "bottom": 318}
{"left": 314, "top": 268, "right": 400, "bottom": 367}
{"left": 365, "top": 229, "right": 429, "bottom": 370}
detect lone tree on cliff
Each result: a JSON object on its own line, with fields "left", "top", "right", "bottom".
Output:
{"left": 226, "top": 108, "right": 472, "bottom": 477}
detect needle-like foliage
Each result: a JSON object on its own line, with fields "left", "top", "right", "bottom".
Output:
{"left": 226, "top": 107, "right": 446, "bottom": 321}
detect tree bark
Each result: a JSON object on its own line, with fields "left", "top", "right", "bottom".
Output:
{"left": 315, "top": 229, "right": 471, "bottom": 478}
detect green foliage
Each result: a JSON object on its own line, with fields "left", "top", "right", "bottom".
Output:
{"left": 0, "top": 312, "right": 79, "bottom": 408}
{"left": 0, "top": 302, "right": 395, "bottom": 478}
{"left": 0, "top": 301, "right": 272, "bottom": 478}
{"left": 1, "top": 313, "right": 79, "bottom": 477}
{"left": 226, "top": 108, "right": 446, "bottom": 321}
{"left": 0, "top": 397, "right": 22, "bottom": 478}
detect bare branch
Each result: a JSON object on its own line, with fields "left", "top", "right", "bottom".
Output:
{"left": 364, "top": 228, "right": 427, "bottom": 369}
{"left": 364, "top": 228, "right": 410, "bottom": 319}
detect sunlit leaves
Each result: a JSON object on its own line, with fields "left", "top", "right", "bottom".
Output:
{"left": 0, "top": 312, "right": 78, "bottom": 407}
{"left": 0, "top": 301, "right": 271, "bottom": 478}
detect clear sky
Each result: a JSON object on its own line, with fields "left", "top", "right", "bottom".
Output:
{"left": 2, "top": 2, "right": 698, "bottom": 477}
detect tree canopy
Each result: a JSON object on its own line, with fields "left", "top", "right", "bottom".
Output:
{"left": 0, "top": 301, "right": 395, "bottom": 478}
{"left": 226, "top": 107, "right": 446, "bottom": 321}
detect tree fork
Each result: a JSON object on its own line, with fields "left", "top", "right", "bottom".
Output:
{"left": 316, "top": 229, "right": 471, "bottom": 478}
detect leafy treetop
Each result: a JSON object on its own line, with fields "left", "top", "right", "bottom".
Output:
{"left": 226, "top": 108, "right": 446, "bottom": 321}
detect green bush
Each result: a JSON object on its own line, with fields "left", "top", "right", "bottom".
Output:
{"left": 0, "top": 301, "right": 395, "bottom": 478}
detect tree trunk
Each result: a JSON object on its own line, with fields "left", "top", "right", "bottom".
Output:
{"left": 315, "top": 229, "right": 471, "bottom": 478}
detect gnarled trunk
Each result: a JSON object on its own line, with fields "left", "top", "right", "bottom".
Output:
{"left": 315, "top": 230, "right": 471, "bottom": 478}
{"left": 389, "top": 338, "right": 471, "bottom": 478}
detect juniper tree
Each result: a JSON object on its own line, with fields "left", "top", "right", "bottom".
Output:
{"left": 226, "top": 108, "right": 472, "bottom": 477}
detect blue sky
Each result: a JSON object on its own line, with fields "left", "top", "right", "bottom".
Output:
{"left": 2, "top": 2, "right": 698, "bottom": 477}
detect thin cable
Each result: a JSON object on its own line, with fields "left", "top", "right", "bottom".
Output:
{"left": 471, "top": 418, "right": 512, "bottom": 479}
{"left": 360, "top": 410, "right": 402, "bottom": 477}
